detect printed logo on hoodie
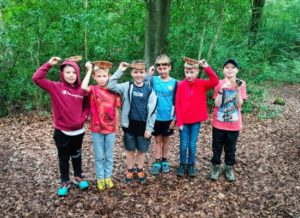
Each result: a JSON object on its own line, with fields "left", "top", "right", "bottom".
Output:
{"left": 62, "top": 90, "right": 84, "bottom": 99}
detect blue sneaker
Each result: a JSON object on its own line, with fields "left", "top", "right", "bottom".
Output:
{"left": 150, "top": 162, "right": 161, "bottom": 175}
{"left": 57, "top": 182, "right": 71, "bottom": 197}
{"left": 161, "top": 161, "right": 170, "bottom": 173}
{"left": 73, "top": 177, "right": 89, "bottom": 190}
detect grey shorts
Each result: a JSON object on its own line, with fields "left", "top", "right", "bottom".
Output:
{"left": 123, "top": 132, "right": 150, "bottom": 153}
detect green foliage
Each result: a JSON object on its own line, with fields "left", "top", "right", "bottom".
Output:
{"left": 0, "top": 0, "right": 299, "bottom": 117}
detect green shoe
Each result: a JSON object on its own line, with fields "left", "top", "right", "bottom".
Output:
{"left": 210, "top": 165, "right": 221, "bottom": 181}
{"left": 188, "top": 164, "right": 197, "bottom": 177}
{"left": 224, "top": 165, "right": 236, "bottom": 182}
{"left": 176, "top": 164, "right": 186, "bottom": 177}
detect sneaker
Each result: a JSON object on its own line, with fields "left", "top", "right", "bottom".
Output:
{"left": 150, "top": 162, "right": 161, "bottom": 175}
{"left": 97, "top": 179, "right": 106, "bottom": 191}
{"left": 104, "top": 178, "right": 114, "bottom": 189}
{"left": 137, "top": 171, "right": 147, "bottom": 184}
{"left": 176, "top": 164, "right": 186, "bottom": 177}
{"left": 124, "top": 171, "right": 134, "bottom": 184}
{"left": 57, "top": 181, "right": 71, "bottom": 197}
{"left": 224, "top": 165, "right": 236, "bottom": 182}
{"left": 73, "top": 177, "right": 89, "bottom": 190}
{"left": 161, "top": 161, "right": 170, "bottom": 173}
{"left": 210, "top": 165, "right": 221, "bottom": 181}
{"left": 188, "top": 165, "right": 197, "bottom": 177}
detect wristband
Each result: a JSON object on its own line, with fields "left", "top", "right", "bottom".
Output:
{"left": 218, "top": 90, "right": 223, "bottom": 95}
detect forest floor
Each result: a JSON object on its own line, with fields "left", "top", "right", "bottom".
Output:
{"left": 0, "top": 84, "right": 299, "bottom": 218}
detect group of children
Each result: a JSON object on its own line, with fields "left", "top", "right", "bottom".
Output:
{"left": 32, "top": 55, "right": 247, "bottom": 197}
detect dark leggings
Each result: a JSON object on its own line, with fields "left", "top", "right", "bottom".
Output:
{"left": 53, "top": 129, "right": 84, "bottom": 182}
{"left": 211, "top": 127, "right": 239, "bottom": 166}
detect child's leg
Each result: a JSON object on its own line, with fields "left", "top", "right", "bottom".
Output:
{"left": 104, "top": 133, "right": 116, "bottom": 178}
{"left": 124, "top": 132, "right": 137, "bottom": 170}
{"left": 136, "top": 136, "right": 150, "bottom": 169}
{"left": 179, "top": 125, "right": 189, "bottom": 165}
{"left": 211, "top": 127, "right": 226, "bottom": 165}
{"left": 125, "top": 151, "right": 135, "bottom": 169}
{"left": 224, "top": 130, "right": 239, "bottom": 166}
{"left": 136, "top": 151, "right": 146, "bottom": 169}
{"left": 154, "top": 135, "right": 163, "bottom": 160}
{"left": 53, "top": 129, "right": 71, "bottom": 182}
{"left": 70, "top": 133, "right": 85, "bottom": 178}
{"left": 92, "top": 133, "right": 105, "bottom": 180}
{"left": 162, "top": 136, "right": 170, "bottom": 159}
{"left": 187, "top": 122, "right": 201, "bottom": 165}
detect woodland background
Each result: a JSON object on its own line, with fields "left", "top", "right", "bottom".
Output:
{"left": 0, "top": 0, "right": 299, "bottom": 217}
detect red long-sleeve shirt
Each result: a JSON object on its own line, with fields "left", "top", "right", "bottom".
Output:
{"left": 32, "top": 62, "right": 89, "bottom": 131}
{"left": 175, "top": 66, "right": 219, "bottom": 126}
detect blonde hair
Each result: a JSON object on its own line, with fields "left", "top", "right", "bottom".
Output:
{"left": 155, "top": 54, "right": 171, "bottom": 64}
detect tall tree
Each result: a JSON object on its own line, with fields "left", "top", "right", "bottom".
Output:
{"left": 144, "top": 0, "right": 171, "bottom": 67}
{"left": 248, "top": 0, "right": 265, "bottom": 47}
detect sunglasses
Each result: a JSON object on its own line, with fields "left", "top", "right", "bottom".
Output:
{"left": 156, "top": 63, "right": 170, "bottom": 67}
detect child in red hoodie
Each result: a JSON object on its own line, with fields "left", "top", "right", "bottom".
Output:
{"left": 175, "top": 57, "right": 218, "bottom": 177}
{"left": 32, "top": 57, "right": 90, "bottom": 197}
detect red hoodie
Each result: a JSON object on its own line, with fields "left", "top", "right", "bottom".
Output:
{"left": 32, "top": 61, "right": 89, "bottom": 131}
{"left": 175, "top": 66, "right": 219, "bottom": 126}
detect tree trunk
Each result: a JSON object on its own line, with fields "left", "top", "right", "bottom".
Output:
{"left": 144, "top": 0, "right": 172, "bottom": 67}
{"left": 248, "top": 0, "right": 265, "bottom": 47}
{"left": 206, "top": 0, "right": 225, "bottom": 63}
{"left": 84, "top": 0, "right": 88, "bottom": 60}
{"left": 198, "top": 0, "right": 211, "bottom": 60}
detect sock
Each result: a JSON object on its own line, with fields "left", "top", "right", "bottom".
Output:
{"left": 162, "top": 158, "right": 167, "bottom": 162}
{"left": 156, "top": 159, "right": 161, "bottom": 163}
{"left": 137, "top": 168, "right": 143, "bottom": 173}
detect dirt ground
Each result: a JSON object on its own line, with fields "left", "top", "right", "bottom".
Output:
{"left": 0, "top": 84, "right": 299, "bottom": 217}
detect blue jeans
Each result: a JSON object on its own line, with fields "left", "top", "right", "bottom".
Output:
{"left": 179, "top": 122, "right": 201, "bottom": 165}
{"left": 92, "top": 133, "right": 116, "bottom": 179}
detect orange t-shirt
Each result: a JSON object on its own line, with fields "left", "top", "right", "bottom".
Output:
{"left": 88, "top": 85, "right": 121, "bottom": 134}
{"left": 212, "top": 79, "right": 247, "bottom": 131}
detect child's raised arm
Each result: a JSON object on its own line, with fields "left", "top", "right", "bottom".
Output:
{"left": 32, "top": 56, "right": 61, "bottom": 92}
{"left": 199, "top": 59, "right": 219, "bottom": 90}
{"left": 107, "top": 62, "right": 129, "bottom": 94}
{"left": 81, "top": 61, "right": 93, "bottom": 92}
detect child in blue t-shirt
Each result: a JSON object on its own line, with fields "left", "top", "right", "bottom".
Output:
{"left": 147, "top": 54, "right": 177, "bottom": 175}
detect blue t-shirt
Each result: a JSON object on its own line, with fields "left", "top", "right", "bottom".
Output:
{"left": 152, "top": 76, "right": 177, "bottom": 121}
{"left": 129, "top": 83, "right": 152, "bottom": 122}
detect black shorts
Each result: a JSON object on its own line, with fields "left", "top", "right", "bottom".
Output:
{"left": 152, "top": 120, "right": 174, "bottom": 136}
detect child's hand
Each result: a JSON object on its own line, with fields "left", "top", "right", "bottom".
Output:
{"left": 148, "top": 65, "right": 155, "bottom": 76}
{"left": 144, "top": 130, "right": 152, "bottom": 138}
{"left": 220, "top": 81, "right": 232, "bottom": 92}
{"left": 169, "top": 120, "right": 176, "bottom": 129}
{"left": 85, "top": 61, "right": 93, "bottom": 71}
{"left": 233, "top": 79, "right": 244, "bottom": 90}
{"left": 178, "top": 125, "right": 183, "bottom": 131}
{"left": 48, "top": 57, "right": 61, "bottom": 66}
{"left": 118, "top": 62, "right": 129, "bottom": 72}
{"left": 199, "top": 59, "right": 209, "bottom": 68}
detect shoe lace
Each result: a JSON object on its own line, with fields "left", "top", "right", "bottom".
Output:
{"left": 126, "top": 171, "right": 134, "bottom": 179}
{"left": 137, "top": 171, "right": 145, "bottom": 178}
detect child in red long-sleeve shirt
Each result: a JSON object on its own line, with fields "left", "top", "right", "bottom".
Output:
{"left": 175, "top": 57, "right": 218, "bottom": 177}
